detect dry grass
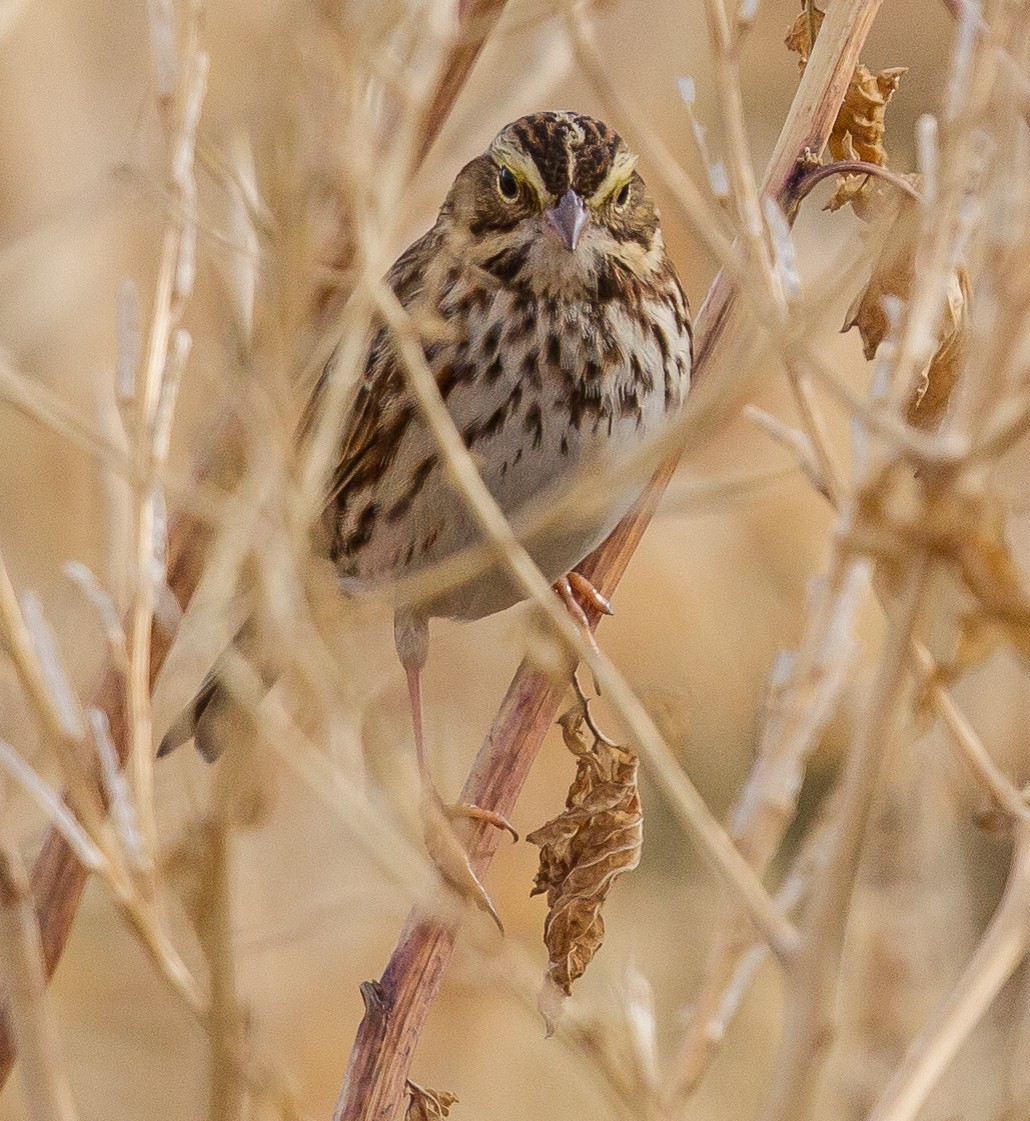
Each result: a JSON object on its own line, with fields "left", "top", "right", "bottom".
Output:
{"left": 0, "top": 0, "right": 1029, "bottom": 1119}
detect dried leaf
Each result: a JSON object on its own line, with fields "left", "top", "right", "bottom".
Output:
{"left": 406, "top": 1080, "right": 458, "bottom": 1121}
{"left": 787, "top": 3, "right": 906, "bottom": 218}
{"left": 784, "top": 3, "right": 824, "bottom": 69}
{"left": 955, "top": 497, "right": 1030, "bottom": 663}
{"left": 830, "top": 65, "right": 907, "bottom": 168}
{"left": 526, "top": 709, "right": 643, "bottom": 1034}
{"left": 843, "top": 197, "right": 968, "bottom": 430}
{"left": 906, "top": 267, "right": 969, "bottom": 431}
{"left": 843, "top": 199, "right": 920, "bottom": 358}
{"left": 830, "top": 65, "right": 906, "bottom": 218}
{"left": 917, "top": 496, "right": 1030, "bottom": 684}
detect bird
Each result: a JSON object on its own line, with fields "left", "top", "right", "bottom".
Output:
{"left": 160, "top": 110, "right": 692, "bottom": 916}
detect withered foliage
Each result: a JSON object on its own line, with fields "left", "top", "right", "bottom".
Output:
{"left": 406, "top": 1080, "right": 458, "bottom": 1121}
{"left": 527, "top": 708, "right": 643, "bottom": 1034}
{"left": 786, "top": 0, "right": 966, "bottom": 428}
{"left": 841, "top": 197, "right": 970, "bottom": 431}
{"left": 786, "top": 2, "right": 906, "bottom": 217}
{"left": 940, "top": 495, "right": 1030, "bottom": 680}
{"left": 851, "top": 465, "right": 1030, "bottom": 688}
{"left": 783, "top": 3, "right": 824, "bottom": 68}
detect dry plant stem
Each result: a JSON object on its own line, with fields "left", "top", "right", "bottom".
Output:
{"left": 0, "top": 805, "right": 77, "bottom": 1121}
{"left": 336, "top": 6, "right": 885, "bottom": 1113}
{"left": 792, "top": 159, "right": 922, "bottom": 204}
{"left": 128, "top": 24, "right": 207, "bottom": 870}
{"left": 762, "top": 555, "right": 933, "bottom": 1121}
{"left": 702, "top": 0, "right": 780, "bottom": 313}
{"left": 194, "top": 814, "right": 243, "bottom": 1121}
{"left": 913, "top": 641, "right": 1030, "bottom": 822}
{"left": 411, "top": 0, "right": 507, "bottom": 167}
{"left": 937, "top": 0, "right": 1030, "bottom": 125}
{"left": 866, "top": 821, "right": 1030, "bottom": 1121}
{"left": 0, "top": 503, "right": 210, "bottom": 1088}
{"left": 0, "top": 0, "right": 506, "bottom": 1092}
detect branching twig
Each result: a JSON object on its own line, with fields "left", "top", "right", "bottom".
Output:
{"left": 0, "top": 0, "right": 514, "bottom": 1092}
{"left": 866, "top": 821, "right": 1030, "bottom": 1121}
{"left": 332, "top": 3, "right": 888, "bottom": 1113}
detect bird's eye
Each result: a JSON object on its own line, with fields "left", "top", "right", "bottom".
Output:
{"left": 614, "top": 181, "right": 632, "bottom": 209}
{"left": 497, "top": 166, "right": 519, "bottom": 201}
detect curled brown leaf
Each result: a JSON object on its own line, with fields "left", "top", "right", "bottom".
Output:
{"left": 786, "top": 2, "right": 906, "bottom": 218}
{"left": 843, "top": 196, "right": 969, "bottom": 431}
{"left": 830, "top": 65, "right": 907, "bottom": 168}
{"left": 526, "top": 708, "right": 643, "bottom": 1034}
{"left": 784, "top": 3, "right": 824, "bottom": 69}
{"left": 406, "top": 1080, "right": 458, "bottom": 1121}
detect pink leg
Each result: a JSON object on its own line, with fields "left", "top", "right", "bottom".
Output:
{"left": 394, "top": 611, "right": 515, "bottom": 932}
{"left": 404, "top": 659, "right": 432, "bottom": 789}
{"left": 403, "top": 653, "right": 516, "bottom": 840}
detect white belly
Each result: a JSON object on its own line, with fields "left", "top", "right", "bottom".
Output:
{"left": 334, "top": 286, "right": 690, "bottom": 621}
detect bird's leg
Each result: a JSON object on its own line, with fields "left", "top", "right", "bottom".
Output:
{"left": 394, "top": 611, "right": 515, "bottom": 930}
{"left": 396, "top": 611, "right": 433, "bottom": 789}
{"left": 400, "top": 638, "right": 516, "bottom": 839}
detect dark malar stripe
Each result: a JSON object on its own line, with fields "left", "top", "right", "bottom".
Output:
{"left": 468, "top": 214, "right": 522, "bottom": 238}
{"left": 481, "top": 244, "right": 531, "bottom": 284}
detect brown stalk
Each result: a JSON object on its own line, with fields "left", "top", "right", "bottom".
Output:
{"left": 0, "top": 503, "right": 209, "bottom": 1089}
{"left": 333, "top": 1, "right": 886, "bottom": 1116}
{"left": 0, "top": 0, "right": 507, "bottom": 1091}
{"left": 0, "top": 793, "right": 78, "bottom": 1121}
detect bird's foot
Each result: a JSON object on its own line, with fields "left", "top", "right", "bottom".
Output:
{"left": 446, "top": 802, "right": 519, "bottom": 842}
{"left": 420, "top": 790, "right": 514, "bottom": 933}
{"left": 567, "top": 571, "right": 614, "bottom": 617}
{"left": 553, "top": 572, "right": 614, "bottom": 658}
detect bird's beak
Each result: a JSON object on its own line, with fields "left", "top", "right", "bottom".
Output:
{"left": 546, "top": 189, "right": 589, "bottom": 251}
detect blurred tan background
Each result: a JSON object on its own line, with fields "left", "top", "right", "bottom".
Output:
{"left": 0, "top": 0, "right": 1019, "bottom": 1119}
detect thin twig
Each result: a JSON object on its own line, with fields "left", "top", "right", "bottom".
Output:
{"left": 0, "top": 0, "right": 515, "bottom": 1090}
{"left": 866, "top": 821, "right": 1030, "bottom": 1121}
{"left": 333, "top": 2, "right": 888, "bottom": 1111}
{"left": 0, "top": 783, "right": 78, "bottom": 1121}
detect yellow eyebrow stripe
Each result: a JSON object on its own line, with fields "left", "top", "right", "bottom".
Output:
{"left": 588, "top": 152, "right": 639, "bottom": 205}
{"left": 489, "top": 137, "right": 549, "bottom": 201}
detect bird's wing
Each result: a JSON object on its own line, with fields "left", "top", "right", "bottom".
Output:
{"left": 305, "top": 223, "right": 445, "bottom": 513}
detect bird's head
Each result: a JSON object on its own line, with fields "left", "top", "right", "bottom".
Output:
{"left": 442, "top": 111, "right": 665, "bottom": 296}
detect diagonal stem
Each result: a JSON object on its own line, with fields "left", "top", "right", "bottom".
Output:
{"left": 0, "top": 0, "right": 509, "bottom": 1092}
{"left": 333, "top": 6, "right": 887, "bottom": 1115}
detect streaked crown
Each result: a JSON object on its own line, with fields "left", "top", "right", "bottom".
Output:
{"left": 491, "top": 112, "right": 629, "bottom": 200}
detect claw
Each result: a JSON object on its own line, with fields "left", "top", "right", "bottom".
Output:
{"left": 421, "top": 791, "right": 505, "bottom": 933}
{"left": 448, "top": 802, "right": 519, "bottom": 843}
{"left": 567, "top": 571, "right": 613, "bottom": 617}
{"left": 553, "top": 575, "right": 602, "bottom": 659}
